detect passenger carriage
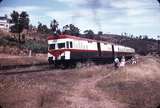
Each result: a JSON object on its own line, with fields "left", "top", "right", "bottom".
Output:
{"left": 48, "top": 35, "right": 135, "bottom": 67}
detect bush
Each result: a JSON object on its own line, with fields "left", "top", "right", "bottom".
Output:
{"left": 21, "top": 39, "right": 48, "bottom": 53}
{"left": 0, "top": 36, "right": 17, "bottom": 46}
{"left": 0, "top": 35, "right": 48, "bottom": 54}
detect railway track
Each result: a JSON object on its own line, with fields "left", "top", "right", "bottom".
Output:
{"left": 0, "top": 57, "right": 140, "bottom": 76}
{"left": 0, "top": 64, "right": 53, "bottom": 75}
{"left": 0, "top": 63, "right": 79, "bottom": 75}
{"left": 0, "top": 63, "right": 49, "bottom": 70}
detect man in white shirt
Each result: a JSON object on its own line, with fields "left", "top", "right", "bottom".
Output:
{"left": 114, "top": 57, "right": 119, "bottom": 69}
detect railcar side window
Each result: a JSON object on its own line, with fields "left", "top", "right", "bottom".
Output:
{"left": 0, "top": 24, "right": 4, "bottom": 26}
{"left": 70, "top": 42, "right": 73, "bottom": 48}
{"left": 58, "top": 43, "right": 65, "bottom": 49}
{"left": 49, "top": 44, "right": 55, "bottom": 50}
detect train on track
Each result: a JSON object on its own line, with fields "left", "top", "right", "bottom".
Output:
{"left": 48, "top": 35, "right": 135, "bottom": 68}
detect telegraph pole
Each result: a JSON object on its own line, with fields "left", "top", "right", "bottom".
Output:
{"left": 158, "top": 35, "right": 160, "bottom": 55}
{"left": 18, "top": 18, "right": 21, "bottom": 43}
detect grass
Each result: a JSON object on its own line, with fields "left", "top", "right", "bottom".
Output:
{"left": 97, "top": 56, "right": 160, "bottom": 108}
{"left": 0, "top": 70, "right": 78, "bottom": 108}
{"left": 0, "top": 56, "right": 160, "bottom": 108}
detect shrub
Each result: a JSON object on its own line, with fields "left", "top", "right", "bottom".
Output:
{"left": 21, "top": 39, "right": 48, "bottom": 53}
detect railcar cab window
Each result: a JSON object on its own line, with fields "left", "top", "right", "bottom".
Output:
{"left": 49, "top": 44, "right": 55, "bottom": 50}
{"left": 58, "top": 43, "right": 65, "bottom": 49}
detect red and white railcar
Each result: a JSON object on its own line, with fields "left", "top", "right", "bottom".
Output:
{"left": 48, "top": 35, "right": 135, "bottom": 67}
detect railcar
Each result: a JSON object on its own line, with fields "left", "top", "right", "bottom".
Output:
{"left": 48, "top": 35, "right": 135, "bottom": 67}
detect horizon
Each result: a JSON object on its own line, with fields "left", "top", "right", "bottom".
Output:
{"left": 0, "top": 0, "right": 160, "bottom": 38}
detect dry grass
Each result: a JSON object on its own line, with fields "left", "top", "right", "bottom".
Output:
{"left": 0, "top": 70, "right": 78, "bottom": 108}
{"left": 0, "top": 56, "right": 160, "bottom": 108}
{"left": 81, "top": 88, "right": 101, "bottom": 102}
{"left": 0, "top": 54, "right": 47, "bottom": 67}
{"left": 97, "top": 56, "right": 160, "bottom": 108}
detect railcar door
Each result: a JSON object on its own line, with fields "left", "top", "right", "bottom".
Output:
{"left": 97, "top": 42, "right": 101, "bottom": 56}
{"left": 112, "top": 45, "right": 115, "bottom": 59}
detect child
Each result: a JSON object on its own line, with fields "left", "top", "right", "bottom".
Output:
{"left": 119, "top": 56, "right": 125, "bottom": 67}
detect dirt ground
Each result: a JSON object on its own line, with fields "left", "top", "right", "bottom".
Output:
{"left": 0, "top": 56, "right": 160, "bottom": 108}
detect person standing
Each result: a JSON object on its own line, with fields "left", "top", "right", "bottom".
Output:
{"left": 131, "top": 57, "right": 137, "bottom": 64}
{"left": 119, "top": 56, "right": 126, "bottom": 67}
{"left": 114, "top": 57, "right": 119, "bottom": 69}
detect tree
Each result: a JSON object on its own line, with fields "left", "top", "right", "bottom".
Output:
{"left": 124, "top": 32, "right": 127, "bottom": 37}
{"left": 62, "top": 24, "right": 80, "bottom": 36}
{"left": 37, "top": 22, "right": 43, "bottom": 32}
{"left": 50, "top": 19, "right": 59, "bottom": 34}
{"left": 41, "top": 25, "right": 49, "bottom": 33}
{"left": 139, "top": 35, "right": 142, "bottom": 40}
{"left": 10, "top": 11, "right": 19, "bottom": 33}
{"left": 84, "top": 30, "right": 95, "bottom": 39}
{"left": 143, "top": 35, "right": 148, "bottom": 40}
{"left": 19, "top": 11, "right": 29, "bottom": 30}
{"left": 10, "top": 11, "right": 29, "bottom": 43}
{"left": 63, "top": 24, "right": 70, "bottom": 35}
{"left": 96, "top": 31, "right": 103, "bottom": 40}
{"left": 37, "top": 22, "right": 50, "bottom": 34}
{"left": 28, "top": 24, "right": 36, "bottom": 32}
{"left": 69, "top": 24, "right": 80, "bottom": 36}
{"left": 98, "top": 31, "right": 103, "bottom": 35}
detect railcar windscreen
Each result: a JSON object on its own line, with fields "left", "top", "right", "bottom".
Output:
{"left": 49, "top": 44, "right": 55, "bottom": 50}
{"left": 58, "top": 43, "right": 65, "bottom": 49}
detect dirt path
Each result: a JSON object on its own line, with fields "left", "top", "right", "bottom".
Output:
{"left": 66, "top": 70, "right": 127, "bottom": 108}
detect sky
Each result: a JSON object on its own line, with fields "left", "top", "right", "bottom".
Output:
{"left": 0, "top": 0, "right": 160, "bottom": 38}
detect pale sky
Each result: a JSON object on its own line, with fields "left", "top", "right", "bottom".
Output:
{"left": 0, "top": 0, "right": 160, "bottom": 38}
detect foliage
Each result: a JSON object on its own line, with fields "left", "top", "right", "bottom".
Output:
{"left": 118, "top": 37, "right": 158, "bottom": 55}
{"left": 10, "top": 11, "right": 29, "bottom": 33}
{"left": 0, "top": 36, "right": 17, "bottom": 46}
{"left": 62, "top": 24, "right": 80, "bottom": 36}
{"left": 98, "top": 31, "right": 103, "bottom": 35}
{"left": 37, "top": 19, "right": 61, "bottom": 35}
{"left": 0, "top": 36, "right": 47, "bottom": 53}
{"left": 10, "top": 11, "right": 29, "bottom": 43}
{"left": 50, "top": 19, "right": 59, "bottom": 34}
{"left": 84, "top": 30, "right": 95, "bottom": 39}
{"left": 37, "top": 22, "right": 50, "bottom": 34}
{"left": 19, "top": 11, "right": 29, "bottom": 30}
{"left": 21, "top": 39, "right": 48, "bottom": 53}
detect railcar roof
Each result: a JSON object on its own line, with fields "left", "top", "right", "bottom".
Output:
{"left": 48, "top": 35, "right": 135, "bottom": 51}
{"left": 48, "top": 35, "right": 111, "bottom": 44}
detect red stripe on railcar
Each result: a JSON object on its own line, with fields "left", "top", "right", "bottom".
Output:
{"left": 48, "top": 49, "right": 134, "bottom": 54}
{"left": 47, "top": 35, "right": 105, "bottom": 43}
{"left": 48, "top": 49, "right": 98, "bottom": 53}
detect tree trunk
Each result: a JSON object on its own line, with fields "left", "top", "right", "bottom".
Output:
{"left": 18, "top": 33, "right": 21, "bottom": 43}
